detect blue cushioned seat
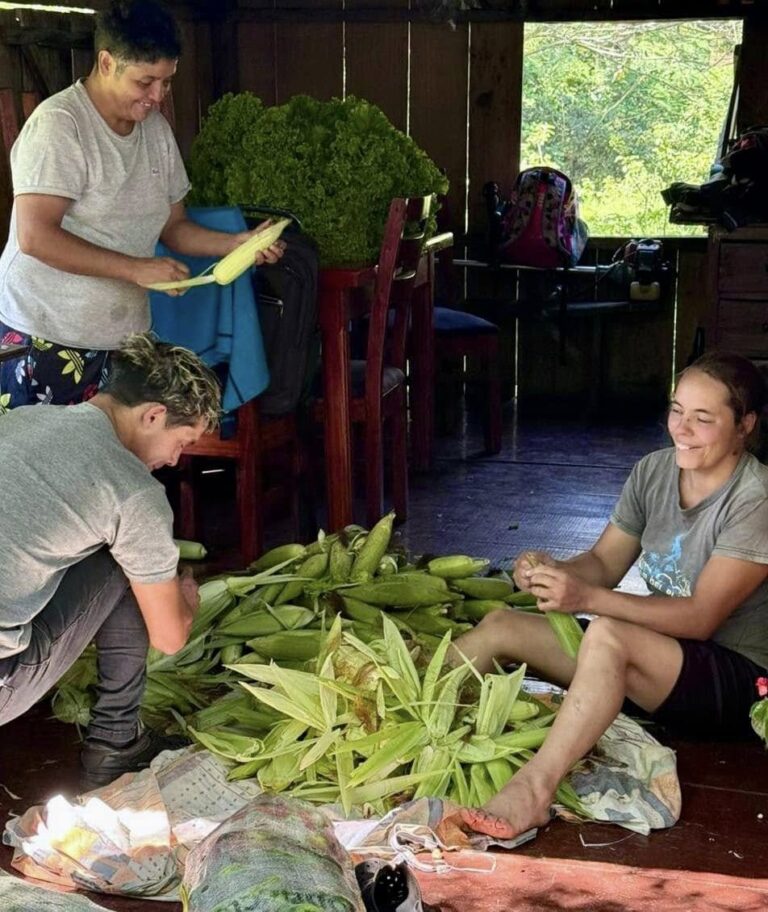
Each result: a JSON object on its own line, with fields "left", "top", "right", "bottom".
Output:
{"left": 434, "top": 306, "right": 498, "bottom": 335}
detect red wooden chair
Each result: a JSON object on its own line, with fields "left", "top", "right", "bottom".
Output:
{"left": 176, "top": 406, "right": 302, "bottom": 565}
{"left": 432, "top": 244, "right": 503, "bottom": 455}
{"left": 313, "top": 196, "right": 430, "bottom": 528}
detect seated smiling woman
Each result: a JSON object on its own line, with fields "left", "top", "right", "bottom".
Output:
{"left": 453, "top": 351, "right": 768, "bottom": 840}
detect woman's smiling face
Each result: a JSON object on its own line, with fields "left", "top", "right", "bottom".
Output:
{"left": 667, "top": 368, "right": 751, "bottom": 472}
{"left": 100, "top": 52, "right": 176, "bottom": 131}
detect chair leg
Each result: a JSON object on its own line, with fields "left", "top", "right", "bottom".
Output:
{"left": 237, "top": 447, "right": 263, "bottom": 566}
{"left": 365, "top": 408, "right": 385, "bottom": 529}
{"left": 177, "top": 455, "right": 198, "bottom": 541}
{"left": 485, "top": 338, "right": 503, "bottom": 455}
{"left": 391, "top": 388, "right": 409, "bottom": 523}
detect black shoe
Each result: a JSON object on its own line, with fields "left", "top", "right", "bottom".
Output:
{"left": 80, "top": 727, "right": 189, "bottom": 792}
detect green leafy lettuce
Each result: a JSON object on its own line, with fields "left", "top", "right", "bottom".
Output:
{"left": 187, "top": 93, "right": 449, "bottom": 267}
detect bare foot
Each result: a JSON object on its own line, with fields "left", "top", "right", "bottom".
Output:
{"left": 459, "top": 773, "right": 554, "bottom": 839}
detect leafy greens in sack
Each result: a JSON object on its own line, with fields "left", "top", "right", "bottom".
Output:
{"left": 187, "top": 93, "right": 448, "bottom": 267}
{"left": 181, "top": 795, "right": 363, "bottom": 912}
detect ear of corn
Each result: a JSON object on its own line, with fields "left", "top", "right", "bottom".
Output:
{"left": 427, "top": 555, "right": 490, "bottom": 579}
{"left": 450, "top": 577, "right": 516, "bottom": 600}
{"left": 245, "top": 630, "right": 322, "bottom": 662}
{"left": 52, "top": 515, "right": 596, "bottom": 821}
{"left": 329, "top": 539, "right": 354, "bottom": 583}
{"left": 350, "top": 511, "right": 395, "bottom": 582}
{"left": 249, "top": 543, "right": 306, "bottom": 573}
{"left": 521, "top": 552, "right": 583, "bottom": 659}
{"left": 547, "top": 611, "right": 584, "bottom": 660}
{"left": 212, "top": 218, "right": 291, "bottom": 285}
{"left": 175, "top": 539, "right": 207, "bottom": 560}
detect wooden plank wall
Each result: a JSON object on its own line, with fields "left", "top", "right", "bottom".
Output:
{"left": 0, "top": 2, "right": 763, "bottom": 410}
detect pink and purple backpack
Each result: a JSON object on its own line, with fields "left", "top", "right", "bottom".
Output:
{"left": 497, "top": 167, "right": 588, "bottom": 268}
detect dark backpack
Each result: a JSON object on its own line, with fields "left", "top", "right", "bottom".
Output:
{"left": 253, "top": 231, "right": 320, "bottom": 415}
{"left": 497, "top": 167, "right": 588, "bottom": 268}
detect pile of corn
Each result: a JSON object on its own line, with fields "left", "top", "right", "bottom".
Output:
{"left": 187, "top": 611, "right": 585, "bottom": 817}
{"left": 51, "top": 513, "right": 586, "bottom": 816}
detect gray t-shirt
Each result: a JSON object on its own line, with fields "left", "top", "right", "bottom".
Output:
{"left": 0, "top": 402, "right": 179, "bottom": 658}
{"left": 0, "top": 80, "right": 190, "bottom": 350}
{"left": 611, "top": 447, "right": 768, "bottom": 668}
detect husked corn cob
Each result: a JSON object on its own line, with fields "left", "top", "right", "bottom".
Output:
{"left": 427, "top": 555, "right": 490, "bottom": 579}
{"left": 212, "top": 218, "right": 291, "bottom": 284}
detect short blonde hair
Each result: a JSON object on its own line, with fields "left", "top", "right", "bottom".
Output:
{"left": 106, "top": 333, "right": 221, "bottom": 432}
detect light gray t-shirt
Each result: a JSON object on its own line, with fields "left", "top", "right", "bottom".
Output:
{"left": 0, "top": 80, "right": 190, "bottom": 350}
{"left": 611, "top": 447, "right": 768, "bottom": 668}
{"left": 0, "top": 402, "right": 179, "bottom": 658}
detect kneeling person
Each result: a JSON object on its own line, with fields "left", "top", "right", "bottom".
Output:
{"left": 0, "top": 333, "right": 220, "bottom": 789}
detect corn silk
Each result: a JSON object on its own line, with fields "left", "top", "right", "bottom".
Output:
{"left": 181, "top": 795, "right": 364, "bottom": 912}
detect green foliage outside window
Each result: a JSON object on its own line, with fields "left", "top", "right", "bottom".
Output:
{"left": 521, "top": 20, "right": 742, "bottom": 237}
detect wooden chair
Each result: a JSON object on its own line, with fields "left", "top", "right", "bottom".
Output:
{"left": 433, "top": 299, "right": 503, "bottom": 455}
{"left": 429, "top": 188, "right": 503, "bottom": 455}
{"left": 313, "top": 196, "right": 430, "bottom": 528}
{"left": 176, "top": 405, "right": 302, "bottom": 565}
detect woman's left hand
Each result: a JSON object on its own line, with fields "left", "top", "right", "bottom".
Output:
{"left": 231, "top": 220, "right": 287, "bottom": 266}
{"left": 528, "top": 565, "right": 594, "bottom": 614}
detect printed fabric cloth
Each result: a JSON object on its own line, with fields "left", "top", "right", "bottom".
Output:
{"left": 0, "top": 325, "right": 110, "bottom": 413}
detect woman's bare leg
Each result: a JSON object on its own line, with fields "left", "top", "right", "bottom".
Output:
{"left": 460, "top": 616, "right": 684, "bottom": 838}
{"left": 450, "top": 608, "right": 577, "bottom": 686}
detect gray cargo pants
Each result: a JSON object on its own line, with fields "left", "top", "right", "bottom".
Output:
{"left": 0, "top": 549, "right": 148, "bottom": 743}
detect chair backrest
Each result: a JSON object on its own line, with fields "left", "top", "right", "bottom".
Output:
{"left": 364, "top": 195, "right": 431, "bottom": 400}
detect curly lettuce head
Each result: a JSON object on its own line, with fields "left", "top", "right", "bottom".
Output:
{"left": 187, "top": 93, "right": 448, "bottom": 266}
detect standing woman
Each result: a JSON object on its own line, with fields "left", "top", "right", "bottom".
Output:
{"left": 453, "top": 352, "right": 768, "bottom": 840}
{"left": 0, "top": 0, "right": 282, "bottom": 409}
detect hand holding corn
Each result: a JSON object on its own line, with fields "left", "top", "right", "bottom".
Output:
{"left": 135, "top": 255, "right": 191, "bottom": 295}
{"left": 229, "top": 219, "right": 287, "bottom": 267}
{"left": 512, "top": 550, "right": 555, "bottom": 592}
{"left": 517, "top": 551, "right": 584, "bottom": 660}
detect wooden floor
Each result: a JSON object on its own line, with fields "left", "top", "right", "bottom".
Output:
{"left": 2, "top": 403, "right": 768, "bottom": 911}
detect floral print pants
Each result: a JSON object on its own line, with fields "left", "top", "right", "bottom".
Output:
{"left": 0, "top": 321, "right": 111, "bottom": 413}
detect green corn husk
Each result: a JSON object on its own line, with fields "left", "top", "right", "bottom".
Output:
{"left": 245, "top": 630, "right": 322, "bottom": 663}
{"left": 175, "top": 538, "right": 207, "bottom": 560}
{"left": 249, "top": 542, "right": 306, "bottom": 573}
{"left": 426, "top": 555, "right": 490, "bottom": 579}
{"left": 547, "top": 611, "right": 584, "bottom": 660}
{"left": 350, "top": 512, "right": 395, "bottom": 582}
{"left": 450, "top": 576, "right": 516, "bottom": 600}
{"left": 344, "top": 574, "right": 453, "bottom": 608}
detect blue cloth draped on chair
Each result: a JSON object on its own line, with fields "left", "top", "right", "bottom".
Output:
{"left": 149, "top": 206, "right": 270, "bottom": 413}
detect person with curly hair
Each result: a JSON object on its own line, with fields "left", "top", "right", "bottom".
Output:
{"left": 0, "top": 333, "right": 221, "bottom": 789}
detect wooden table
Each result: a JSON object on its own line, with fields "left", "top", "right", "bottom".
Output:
{"left": 317, "top": 231, "right": 452, "bottom": 531}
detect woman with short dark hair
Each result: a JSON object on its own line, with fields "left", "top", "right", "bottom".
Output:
{"left": 0, "top": 0, "right": 283, "bottom": 410}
